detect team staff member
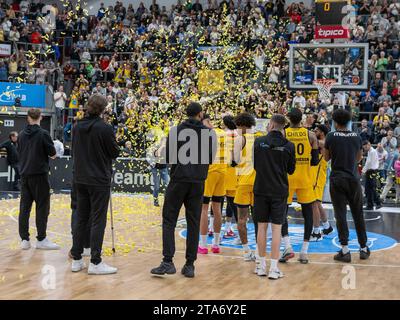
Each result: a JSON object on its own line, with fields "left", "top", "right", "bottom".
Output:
{"left": 70, "top": 94, "right": 120, "bottom": 275}
{"left": 199, "top": 115, "right": 226, "bottom": 254}
{"left": 362, "top": 141, "right": 382, "bottom": 210}
{"left": 18, "top": 108, "right": 58, "bottom": 250}
{"left": 310, "top": 124, "right": 333, "bottom": 241}
{"left": 233, "top": 112, "right": 257, "bottom": 261}
{"left": 324, "top": 109, "right": 370, "bottom": 262}
{"left": 0, "top": 131, "right": 20, "bottom": 190}
{"left": 280, "top": 108, "right": 319, "bottom": 264}
{"left": 151, "top": 102, "right": 216, "bottom": 278}
{"left": 253, "top": 114, "right": 296, "bottom": 279}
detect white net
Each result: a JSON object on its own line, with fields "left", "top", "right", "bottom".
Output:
{"left": 313, "top": 79, "right": 337, "bottom": 102}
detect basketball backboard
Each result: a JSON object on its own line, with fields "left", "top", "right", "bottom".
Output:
{"left": 288, "top": 43, "right": 369, "bottom": 92}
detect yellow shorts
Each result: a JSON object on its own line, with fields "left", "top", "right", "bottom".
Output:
{"left": 226, "top": 189, "right": 236, "bottom": 198}
{"left": 204, "top": 171, "right": 226, "bottom": 197}
{"left": 288, "top": 188, "right": 316, "bottom": 204}
{"left": 225, "top": 167, "right": 237, "bottom": 192}
{"left": 313, "top": 186, "right": 324, "bottom": 202}
{"left": 234, "top": 184, "right": 254, "bottom": 206}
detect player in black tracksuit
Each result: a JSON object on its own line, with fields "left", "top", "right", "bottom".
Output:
{"left": 18, "top": 109, "right": 57, "bottom": 244}
{"left": 151, "top": 102, "right": 216, "bottom": 278}
{"left": 70, "top": 95, "right": 120, "bottom": 272}
{"left": 324, "top": 109, "right": 370, "bottom": 263}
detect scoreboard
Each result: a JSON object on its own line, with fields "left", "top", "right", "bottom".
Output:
{"left": 314, "top": 0, "right": 351, "bottom": 40}
{"left": 315, "top": 0, "right": 349, "bottom": 26}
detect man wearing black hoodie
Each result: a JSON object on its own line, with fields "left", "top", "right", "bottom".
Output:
{"left": 70, "top": 94, "right": 120, "bottom": 275}
{"left": 151, "top": 102, "right": 216, "bottom": 278}
{"left": 18, "top": 108, "right": 58, "bottom": 251}
{"left": 0, "top": 131, "right": 19, "bottom": 190}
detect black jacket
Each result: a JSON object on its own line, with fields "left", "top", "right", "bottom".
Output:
{"left": 164, "top": 118, "right": 216, "bottom": 183}
{"left": 253, "top": 130, "right": 296, "bottom": 198}
{"left": 17, "top": 124, "right": 56, "bottom": 176}
{"left": 72, "top": 115, "right": 120, "bottom": 186}
{"left": 0, "top": 140, "right": 18, "bottom": 165}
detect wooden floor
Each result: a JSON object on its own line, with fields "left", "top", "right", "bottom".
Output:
{"left": 0, "top": 194, "right": 399, "bottom": 300}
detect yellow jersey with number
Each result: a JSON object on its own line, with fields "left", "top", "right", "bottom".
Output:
{"left": 236, "top": 133, "right": 255, "bottom": 186}
{"left": 285, "top": 127, "right": 313, "bottom": 189}
{"left": 208, "top": 128, "right": 227, "bottom": 173}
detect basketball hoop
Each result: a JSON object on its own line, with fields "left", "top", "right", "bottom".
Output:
{"left": 313, "top": 79, "right": 336, "bottom": 102}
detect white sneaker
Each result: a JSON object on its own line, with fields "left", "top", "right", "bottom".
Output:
{"left": 233, "top": 238, "right": 242, "bottom": 245}
{"left": 71, "top": 259, "right": 86, "bottom": 272}
{"left": 254, "top": 259, "right": 261, "bottom": 274}
{"left": 268, "top": 269, "right": 284, "bottom": 280}
{"left": 243, "top": 251, "right": 256, "bottom": 261}
{"left": 36, "top": 238, "right": 60, "bottom": 250}
{"left": 257, "top": 261, "right": 267, "bottom": 277}
{"left": 88, "top": 262, "right": 117, "bottom": 275}
{"left": 21, "top": 240, "right": 31, "bottom": 250}
{"left": 82, "top": 248, "right": 91, "bottom": 256}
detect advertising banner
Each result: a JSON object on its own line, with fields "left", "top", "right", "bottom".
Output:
{"left": 0, "top": 82, "right": 46, "bottom": 108}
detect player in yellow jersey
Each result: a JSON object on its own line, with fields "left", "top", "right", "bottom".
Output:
{"left": 232, "top": 112, "right": 257, "bottom": 261}
{"left": 198, "top": 115, "right": 226, "bottom": 254}
{"left": 280, "top": 108, "right": 319, "bottom": 264}
{"left": 222, "top": 115, "right": 238, "bottom": 239}
{"left": 310, "top": 124, "right": 333, "bottom": 241}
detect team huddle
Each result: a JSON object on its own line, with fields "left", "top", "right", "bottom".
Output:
{"left": 197, "top": 108, "right": 335, "bottom": 279}
{"left": 151, "top": 103, "right": 370, "bottom": 279}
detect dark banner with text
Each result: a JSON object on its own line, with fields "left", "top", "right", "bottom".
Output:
{"left": 0, "top": 157, "right": 158, "bottom": 194}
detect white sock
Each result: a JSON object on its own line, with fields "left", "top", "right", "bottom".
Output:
{"left": 342, "top": 245, "right": 349, "bottom": 254}
{"left": 200, "top": 235, "right": 207, "bottom": 247}
{"left": 242, "top": 243, "right": 250, "bottom": 252}
{"left": 322, "top": 221, "right": 330, "bottom": 229}
{"left": 313, "top": 227, "right": 321, "bottom": 234}
{"left": 301, "top": 241, "right": 309, "bottom": 254}
{"left": 283, "top": 236, "right": 291, "bottom": 249}
{"left": 209, "top": 216, "right": 214, "bottom": 231}
{"left": 259, "top": 256, "right": 266, "bottom": 266}
{"left": 270, "top": 259, "right": 278, "bottom": 271}
{"left": 225, "top": 221, "right": 232, "bottom": 232}
{"left": 213, "top": 233, "right": 220, "bottom": 245}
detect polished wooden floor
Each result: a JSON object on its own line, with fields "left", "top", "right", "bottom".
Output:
{"left": 0, "top": 194, "right": 399, "bottom": 300}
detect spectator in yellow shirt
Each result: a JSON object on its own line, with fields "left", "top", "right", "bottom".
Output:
{"left": 373, "top": 107, "right": 390, "bottom": 130}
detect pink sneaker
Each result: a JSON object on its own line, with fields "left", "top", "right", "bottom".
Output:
{"left": 223, "top": 230, "right": 236, "bottom": 239}
{"left": 211, "top": 245, "right": 220, "bottom": 254}
{"left": 198, "top": 246, "right": 208, "bottom": 254}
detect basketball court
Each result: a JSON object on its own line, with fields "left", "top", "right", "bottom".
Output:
{"left": 0, "top": 193, "right": 399, "bottom": 300}
{"left": 0, "top": 0, "right": 399, "bottom": 303}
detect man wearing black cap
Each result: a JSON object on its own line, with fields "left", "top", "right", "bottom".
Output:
{"left": 324, "top": 109, "right": 370, "bottom": 263}
{"left": 151, "top": 102, "right": 216, "bottom": 278}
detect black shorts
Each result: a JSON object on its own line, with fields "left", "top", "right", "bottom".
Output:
{"left": 253, "top": 195, "right": 287, "bottom": 225}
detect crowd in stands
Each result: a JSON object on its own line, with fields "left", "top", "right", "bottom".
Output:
{"left": 0, "top": 0, "right": 400, "bottom": 196}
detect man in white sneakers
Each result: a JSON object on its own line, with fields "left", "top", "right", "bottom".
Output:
{"left": 18, "top": 108, "right": 59, "bottom": 251}
{"left": 253, "top": 115, "right": 296, "bottom": 279}
{"left": 70, "top": 94, "right": 120, "bottom": 275}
